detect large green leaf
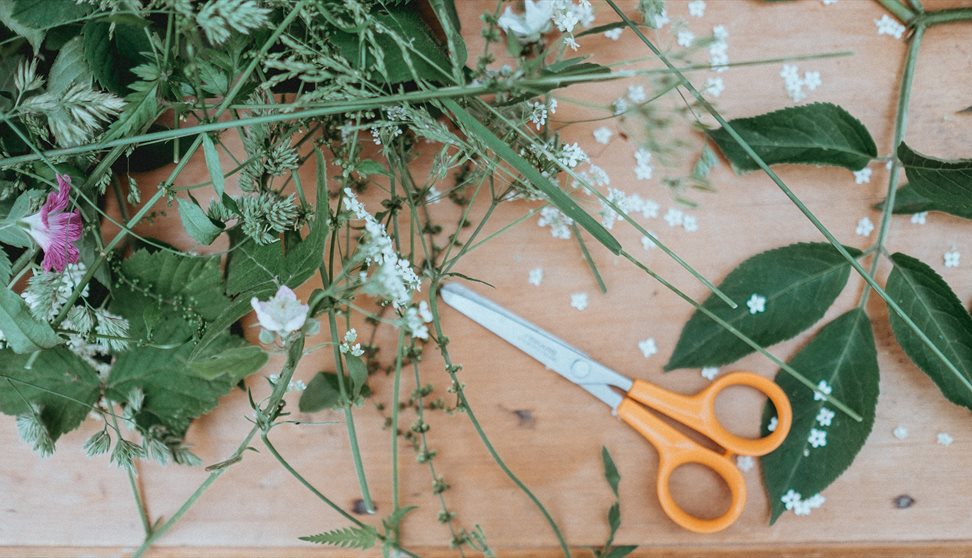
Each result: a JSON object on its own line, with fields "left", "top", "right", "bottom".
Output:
{"left": 886, "top": 252, "right": 972, "bottom": 410}
{"left": 47, "top": 36, "right": 90, "bottom": 94}
{"left": 706, "top": 103, "right": 877, "bottom": 173}
{"left": 0, "top": 286, "right": 62, "bottom": 353}
{"left": 10, "top": 0, "right": 90, "bottom": 29}
{"left": 0, "top": 346, "right": 100, "bottom": 442}
{"left": 0, "top": 2, "right": 45, "bottom": 52}
{"left": 444, "top": 99, "right": 622, "bottom": 255}
{"left": 898, "top": 143, "right": 972, "bottom": 215}
{"left": 761, "top": 309, "right": 878, "bottom": 523}
{"left": 876, "top": 183, "right": 972, "bottom": 220}
{"left": 178, "top": 197, "right": 223, "bottom": 245}
{"left": 299, "top": 372, "right": 343, "bottom": 412}
{"left": 82, "top": 20, "right": 152, "bottom": 95}
{"left": 665, "top": 243, "right": 860, "bottom": 370}
{"left": 116, "top": 250, "right": 229, "bottom": 325}
{"left": 103, "top": 81, "right": 159, "bottom": 142}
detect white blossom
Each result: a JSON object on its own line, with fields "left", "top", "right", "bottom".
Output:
{"left": 676, "top": 29, "right": 695, "bottom": 48}
{"left": 627, "top": 85, "right": 647, "bottom": 103}
{"left": 937, "top": 432, "right": 954, "bottom": 446}
{"left": 736, "top": 455, "right": 754, "bottom": 472}
{"left": 603, "top": 28, "right": 623, "bottom": 40}
{"left": 893, "top": 425, "right": 909, "bottom": 440}
{"left": 853, "top": 167, "right": 872, "bottom": 184}
{"left": 340, "top": 329, "right": 364, "bottom": 357}
{"left": 538, "top": 206, "right": 574, "bottom": 239}
{"left": 855, "top": 217, "right": 874, "bottom": 237}
{"left": 663, "top": 208, "right": 684, "bottom": 227}
{"left": 688, "top": 0, "right": 706, "bottom": 17}
{"left": 944, "top": 250, "right": 960, "bottom": 268}
{"left": 910, "top": 211, "right": 927, "bottom": 225}
{"left": 814, "top": 380, "right": 832, "bottom": 402}
{"left": 497, "top": 0, "right": 554, "bottom": 42}
{"left": 746, "top": 293, "right": 766, "bottom": 314}
{"left": 704, "top": 77, "right": 725, "bottom": 97}
{"left": 638, "top": 338, "right": 658, "bottom": 358}
{"left": 528, "top": 268, "right": 544, "bottom": 286}
{"left": 875, "top": 14, "right": 905, "bottom": 39}
{"left": 808, "top": 428, "right": 827, "bottom": 448}
{"left": 251, "top": 285, "right": 308, "bottom": 336}
{"left": 570, "top": 292, "right": 588, "bottom": 311}
{"left": 768, "top": 416, "right": 778, "bottom": 432}
{"left": 701, "top": 367, "right": 719, "bottom": 381}
{"left": 816, "top": 407, "right": 835, "bottom": 427}
{"left": 593, "top": 126, "right": 613, "bottom": 144}
{"left": 640, "top": 234, "right": 657, "bottom": 251}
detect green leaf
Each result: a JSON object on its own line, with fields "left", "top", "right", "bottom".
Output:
{"left": 346, "top": 354, "right": 368, "bottom": 399}
{"left": 355, "top": 159, "right": 389, "bottom": 177}
{"left": 0, "top": 2, "right": 45, "bottom": 52}
{"left": 187, "top": 345, "right": 266, "bottom": 382}
{"left": 898, "top": 143, "right": 972, "bottom": 215}
{"left": 115, "top": 250, "right": 229, "bottom": 325}
{"left": 299, "top": 372, "right": 343, "bottom": 412}
{"left": 82, "top": 20, "right": 151, "bottom": 95}
{"left": 178, "top": 197, "right": 223, "bottom": 245}
{"left": 0, "top": 346, "right": 100, "bottom": 442}
{"left": 886, "top": 252, "right": 972, "bottom": 410}
{"left": 706, "top": 103, "right": 877, "bottom": 173}
{"left": 189, "top": 296, "right": 269, "bottom": 361}
{"left": 0, "top": 286, "right": 62, "bottom": 353}
{"left": 300, "top": 526, "right": 378, "bottom": 549}
{"left": 331, "top": 7, "right": 451, "bottom": 84}
{"left": 382, "top": 504, "right": 418, "bottom": 533}
{"left": 761, "top": 309, "right": 878, "bottom": 523}
{"left": 0, "top": 248, "right": 11, "bottom": 285}
{"left": 48, "top": 36, "right": 91, "bottom": 94}
{"left": 201, "top": 134, "right": 225, "bottom": 198}
{"left": 601, "top": 446, "right": 621, "bottom": 498}
{"left": 104, "top": 81, "right": 159, "bottom": 142}
{"left": 607, "top": 502, "right": 621, "bottom": 534}
{"left": 604, "top": 546, "right": 637, "bottom": 558}
{"left": 443, "top": 99, "right": 622, "bottom": 255}
{"left": 665, "top": 243, "right": 860, "bottom": 370}
{"left": 10, "top": 0, "right": 90, "bottom": 29}
{"left": 875, "top": 184, "right": 972, "bottom": 220}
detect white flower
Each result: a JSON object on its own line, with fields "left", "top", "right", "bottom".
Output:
{"left": 646, "top": 8, "right": 669, "bottom": 29}
{"left": 640, "top": 234, "right": 657, "bottom": 251}
{"left": 814, "top": 380, "right": 832, "bottom": 401}
{"left": 816, "top": 407, "right": 835, "bottom": 427}
{"left": 401, "top": 301, "right": 433, "bottom": 340}
{"left": 676, "top": 29, "right": 695, "bottom": 48}
{"left": 570, "top": 292, "right": 588, "bottom": 311}
{"left": 767, "top": 416, "right": 778, "bottom": 432}
{"left": 910, "top": 211, "right": 927, "bottom": 224}
{"left": 746, "top": 293, "right": 766, "bottom": 314}
{"left": 563, "top": 35, "right": 579, "bottom": 50}
{"left": 612, "top": 97, "right": 628, "bottom": 115}
{"left": 528, "top": 267, "right": 544, "bottom": 286}
{"left": 944, "top": 250, "right": 960, "bottom": 268}
{"left": 639, "top": 199, "right": 659, "bottom": 219}
{"left": 558, "top": 142, "right": 588, "bottom": 168}
{"left": 340, "top": 329, "right": 364, "bottom": 357}
{"left": 251, "top": 285, "right": 308, "bottom": 336}
{"left": 893, "top": 425, "right": 909, "bottom": 440}
{"left": 709, "top": 27, "right": 729, "bottom": 72}
{"left": 853, "top": 167, "right": 872, "bottom": 184}
{"left": 538, "top": 206, "right": 574, "bottom": 239}
{"left": 638, "top": 338, "right": 657, "bottom": 358}
{"left": 855, "top": 217, "right": 874, "bottom": 237}
{"left": 701, "top": 367, "right": 719, "bottom": 381}
{"left": 593, "top": 126, "right": 613, "bottom": 144}
{"left": 627, "top": 85, "right": 647, "bottom": 103}
{"left": 682, "top": 215, "right": 698, "bottom": 232}
{"left": 527, "top": 99, "right": 554, "bottom": 130}
{"left": 736, "top": 455, "right": 754, "bottom": 472}
{"left": 875, "top": 14, "right": 905, "bottom": 39}
{"left": 688, "top": 0, "right": 706, "bottom": 17}
{"left": 498, "top": 0, "right": 554, "bottom": 42}
{"left": 937, "top": 432, "right": 954, "bottom": 446}
{"left": 808, "top": 428, "right": 827, "bottom": 448}
{"left": 804, "top": 71, "right": 822, "bottom": 91}
{"left": 781, "top": 489, "right": 801, "bottom": 510}
{"left": 663, "top": 208, "right": 683, "bottom": 227}
{"left": 603, "top": 28, "right": 623, "bottom": 40}
{"left": 704, "top": 77, "right": 725, "bottom": 97}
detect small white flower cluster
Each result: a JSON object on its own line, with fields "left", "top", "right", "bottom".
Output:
{"left": 572, "top": 163, "right": 611, "bottom": 189}
{"left": 855, "top": 216, "right": 874, "bottom": 237}
{"left": 627, "top": 84, "right": 647, "bottom": 104}
{"left": 527, "top": 98, "right": 558, "bottom": 130}
{"left": 822, "top": 0, "right": 838, "bottom": 4}
{"left": 676, "top": 29, "right": 695, "bottom": 48}
{"left": 781, "top": 490, "right": 826, "bottom": 516}
{"left": 497, "top": 0, "right": 593, "bottom": 49}
{"left": 814, "top": 380, "right": 833, "bottom": 402}
{"left": 704, "top": 76, "right": 725, "bottom": 97}
{"left": 570, "top": 292, "right": 588, "bottom": 311}
{"left": 641, "top": 234, "right": 658, "bottom": 251}
{"left": 538, "top": 206, "right": 574, "bottom": 239}
{"left": 937, "top": 432, "right": 954, "bottom": 446}
{"left": 808, "top": 427, "right": 827, "bottom": 448}
{"left": 736, "top": 455, "right": 754, "bottom": 472}
{"left": 528, "top": 267, "right": 544, "bottom": 286}
{"left": 638, "top": 337, "right": 658, "bottom": 358}
{"left": 635, "top": 148, "right": 653, "bottom": 180}
{"left": 400, "top": 300, "right": 434, "bottom": 340}
{"left": 612, "top": 97, "right": 628, "bottom": 115}
{"left": 701, "top": 367, "right": 719, "bottom": 381}
{"left": 709, "top": 25, "right": 729, "bottom": 72}
{"left": 268, "top": 374, "right": 307, "bottom": 392}
{"left": 343, "top": 188, "right": 422, "bottom": 308}
{"left": 557, "top": 142, "right": 589, "bottom": 169}
{"left": 768, "top": 416, "right": 779, "bottom": 432}
{"left": 893, "top": 425, "right": 909, "bottom": 439}
{"left": 661, "top": 207, "right": 697, "bottom": 231}
{"left": 425, "top": 185, "right": 442, "bottom": 205}
{"left": 340, "top": 329, "right": 364, "bottom": 357}
{"left": 603, "top": 27, "right": 623, "bottom": 40}
{"left": 944, "top": 250, "right": 960, "bottom": 268}
{"left": 688, "top": 0, "right": 706, "bottom": 18}
{"left": 598, "top": 189, "right": 660, "bottom": 230}
{"left": 853, "top": 167, "right": 872, "bottom": 184}
{"left": 746, "top": 293, "right": 766, "bottom": 314}
{"left": 875, "top": 14, "right": 905, "bottom": 39}
{"left": 780, "top": 65, "right": 821, "bottom": 102}
{"left": 593, "top": 126, "right": 613, "bottom": 144}
{"left": 910, "top": 211, "right": 927, "bottom": 225}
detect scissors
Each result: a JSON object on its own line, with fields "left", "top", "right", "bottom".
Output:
{"left": 440, "top": 283, "right": 792, "bottom": 533}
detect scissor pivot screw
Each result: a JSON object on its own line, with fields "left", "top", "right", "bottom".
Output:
{"left": 571, "top": 359, "right": 591, "bottom": 378}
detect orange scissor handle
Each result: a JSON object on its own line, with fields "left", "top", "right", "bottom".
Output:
{"left": 618, "top": 398, "right": 746, "bottom": 533}
{"left": 626, "top": 371, "right": 792, "bottom": 457}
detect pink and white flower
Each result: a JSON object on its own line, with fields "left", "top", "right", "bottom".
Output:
{"left": 21, "top": 175, "right": 82, "bottom": 272}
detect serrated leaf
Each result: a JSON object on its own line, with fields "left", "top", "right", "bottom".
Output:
{"left": 48, "top": 36, "right": 90, "bottom": 94}
{"left": 0, "top": 346, "right": 100, "bottom": 442}
{"left": 761, "top": 309, "right": 878, "bottom": 523}
{"left": 300, "top": 526, "right": 378, "bottom": 549}
{"left": 82, "top": 20, "right": 152, "bottom": 95}
{"left": 299, "top": 372, "right": 343, "bottom": 412}
{"left": 346, "top": 354, "right": 368, "bottom": 399}
{"left": 898, "top": 143, "right": 972, "bottom": 215}
{"left": 875, "top": 184, "right": 972, "bottom": 220}
{"left": 104, "top": 82, "right": 159, "bottom": 142}
{"left": 116, "top": 250, "right": 229, "bottom": 325}
{"left": 201, "top": 134, "right": 225, "bottom": 198}
{"left": 886, "top": 252, "right": 972, "bottom": 410}
{"left": 10, "top": 0, "right": 90, "bottom": 29}
{"left": 178, "top": 197, "right": 223, "bottom": 245}
{"left": 706, "top": 103, "right": 877, "bottom": 173}
{"left": 601, "top": 446, "right": 621, "bottom": 497}
{"left": 666, "top": 243, "right": 860, "bottom": 370}
{"left": 0, "top": 286, "right": 62, "bottom": 353}
{"left": 0, "top": 2, "right": 45, "bottom": 52}
{"left": 443, "top": 99, "right": 622, "bottom": 256}
{"left": 383, "top": 504, "right": 418, "bottom": 532}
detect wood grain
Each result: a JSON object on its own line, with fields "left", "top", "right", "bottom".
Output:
{"left": 1, "top": 1, "right": 971, "bottom": 556}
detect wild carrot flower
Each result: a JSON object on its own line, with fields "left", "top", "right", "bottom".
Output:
{"left": 21, "top": 175, "right": 82, "bottom": 272}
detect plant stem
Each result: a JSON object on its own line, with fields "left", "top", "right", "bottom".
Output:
{"left": 109, "top": 412, "right": 152, "bottom": 537}
{"left": 921, "top": 7, "right": 972, "bottom": 26}
{"left": 390, "top": 330, "right": 406, "bottom": 527}
{"left": 428, "top": 282, "right": 572, "bottom": 558}
{"left": 607, "top": 0, "right": 972, "bottom": 414}
{"left": 877, "top": 0, "right": 917, "bottom": 22}
{"left": 859, "top": 23, "right": 924, "bottom": 309}
{"left": 133, "top": 335, "right": 306, "bottom": 557}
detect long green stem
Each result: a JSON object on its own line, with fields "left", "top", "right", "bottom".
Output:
{"left": 859, "top": 23, "right": 924, "bottom": 308}
{"left": 109, "top": 412, "right": 152, "bottom": 537}
{"left": 920, "top": 7, "right": 972, "bottom": 25}
{"left": 607, "top": 0, "right": 972, "bottom": 413}
{"left": 877, "top": 0, "right": 917, "bottom": 22}
{"left": 428, "top": 282, "right": 572, "bottom": 557}
{"left": 389, "top": 330, "right": 406, "bottom": 539}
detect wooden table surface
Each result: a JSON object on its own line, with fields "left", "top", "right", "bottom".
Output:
{"left": 2, "top": 1, "right": 971, "bottom": 556}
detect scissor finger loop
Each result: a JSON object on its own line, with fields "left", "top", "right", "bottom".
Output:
{"left": 655, "top": 444, "right": 747, "bottom": 534}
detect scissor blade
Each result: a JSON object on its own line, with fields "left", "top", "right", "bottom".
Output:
{"left": 440, "top": 283, "right": 631, "bottom": 410}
